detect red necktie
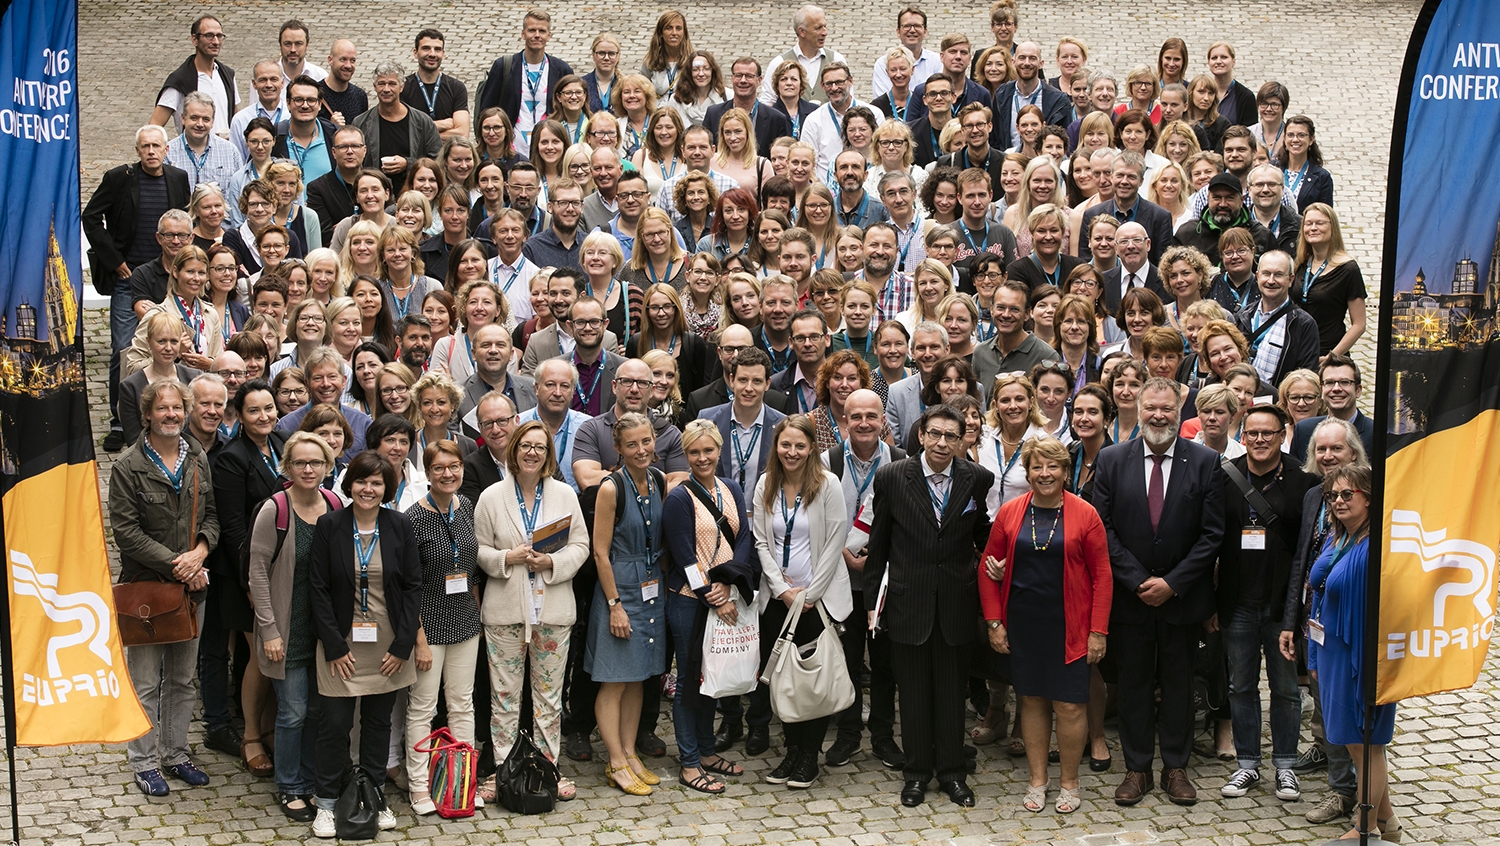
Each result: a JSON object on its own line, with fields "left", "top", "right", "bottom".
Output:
{"left": 1148, "top": 454, "right": 1166, "bottom": 533}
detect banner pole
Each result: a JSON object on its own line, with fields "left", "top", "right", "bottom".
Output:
{"left": 0, "top": 494, "right": 22, "bottom": 846}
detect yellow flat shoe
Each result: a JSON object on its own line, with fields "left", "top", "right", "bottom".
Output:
{"left": 627, "top": 755, "right": 661, "bottom": 785}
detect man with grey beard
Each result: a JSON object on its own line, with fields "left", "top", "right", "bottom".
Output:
{"left": 1091, "top": 377, "right": 1224, "bottom": 809}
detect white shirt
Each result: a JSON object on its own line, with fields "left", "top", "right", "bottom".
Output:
{"left": 1117, "top": 262, "right": 1150, "bottom": 304}
{"left": 773, "top": 480, "right": 815, "bottom": 589}
{"left": 978, "top": 424, "right": 1051, "bottom": 519}
{"left": 488, "top": 255, "right": 538, "bottom": 322}
{"left": 759, "top": 46, "right": 847, "bottom": 105}
{"left": 279, "top": 59, "right": 328, "bottom": 87}
{"left": 872, "top": 48, "right": 942, "bottom": 98}
{"left": 729, "top": 404, "right": 769, "bottom": 504}
{"left": 827, "top": 440, "right": 891, "bottom": 526}
{"left": 799, "top": 99, "right": 884, "bottom": 175}
{"left": 155, "top": 62, "right": 238, "bottom": 135}
{"left": 1193, "top": 431, "right": 1247, "bottom": 459}
{"left": 1143, "top": 439, "right": 1177, "bottom": 497}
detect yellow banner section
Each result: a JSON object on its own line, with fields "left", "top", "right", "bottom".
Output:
{"left": 1378, "top": 409, "right": 1500, "bottom": 705}
{"left": 4, "top": 461, "right": 149, "bottom": 745}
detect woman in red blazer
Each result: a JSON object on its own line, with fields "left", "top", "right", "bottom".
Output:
{"left": 979, "top": 437, "right": 1112, "bottom": 815}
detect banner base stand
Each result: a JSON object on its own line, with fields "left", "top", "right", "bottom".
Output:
{"left": 1321, "top": 838, "right": 1393, "bottom": 845}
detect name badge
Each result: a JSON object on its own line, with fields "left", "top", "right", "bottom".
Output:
{"left": 685, "top": 564, "right": 708, "bottom": 591}
{"left": 642, "top": 579, "right": 660, "bottom": 601}
{"left": 446, "top": 573, "right": 469, "bottom": 594}
{"left": 529, "top": 573, "right": 545, "bottom": 625}
{"left": 1241, "top": 528, "right": 1267, "bottom": 550}
{"left": 1307, "top": 618, "right": 1325, "bottom": 645}
{"left": 351, "top": 621, "right": 378, "bottom": 642}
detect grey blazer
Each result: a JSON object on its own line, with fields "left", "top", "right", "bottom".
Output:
{"left": 884, "top": 373, "right": 925, "bottom": 451}
{"left": 457, "top": 370, "right": 538, "bottom": 439}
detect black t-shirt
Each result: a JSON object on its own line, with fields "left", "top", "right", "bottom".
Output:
{"left": 319, "top": 81, "right": 369, "bottom": 123}
{"left": 401, "top": 73, "right": 469, "bottom": 124}
{"left": 1293, "top": 260, "right": 1366, "bottom": 355}
{"left": 950, "top": 222, "right": 1019, "bottom": 294}
{"left": 1219, "top": 458, "right": 1316, "bottom": 611}
{"left": 380, "top": 113, "right": 412, "bottom": 187}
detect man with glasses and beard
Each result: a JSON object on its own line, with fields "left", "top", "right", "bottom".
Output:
{"left": 523, "top": 177, "right": 586, "bottom": 271}
{"left": 1092, "top": 377, "right": 1225, "bottom": 808}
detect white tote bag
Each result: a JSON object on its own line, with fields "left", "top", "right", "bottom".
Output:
{"left": 700, "top": 594, "right": 759, "bottom": 698}
{"left": 759, "top": 601, "right": 855, "bottom": 723}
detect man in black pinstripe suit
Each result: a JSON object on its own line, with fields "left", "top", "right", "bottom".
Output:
{"left": 864, "top": 405, "right": 995, "bottom": 807}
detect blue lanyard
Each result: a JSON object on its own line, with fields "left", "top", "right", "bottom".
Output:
{"left": 1110, "top": 419, "right": 1139, "bottom": 442}
{"left": 846, "top": 447, "right": 880, "bottom": 503}
{"left": 995, "top": 438, "right": 1024, "bottom": 502}
{"left": 789, "top": 111, "right": 801, "bottom": 139}
{"left": 1284, "top": 160, "right": 1310, "bottom": 196}
{"left": 960, "top": 147, "right": 989, "bottom": 172}
{"left": 183, "top": 142, "right": 211, "bottom": 184}
{"left": 573, "top": 353, "right": 604, "bottom": 410}
{"left": 761, "top": 327, "right": 793, "bottom": 372}
{"left": 353, "top": 521, "right": 379, "bottom": 612}
{"left": 1031, "top": 254, "right": 1061, "bottom": 288}
{"left": 658, "top": 156, "right": 677, "bottom": 183}
{"left": 143, "top": 439, "right": 185, "bottom": 493}
{"left": 814, "top": 239, "right": 831, "bottom": 270}
{"left": 426, "top": 493, "right": 460, "bottom": 567}
{"left": 665, "top": 64, "right": 679, "bottom": 88}
{"left": 260, "top": 443, "right": 280, "bottom": 478}
{"left": 1222, "top": 272, "right": 1252, "bottom": 312}
{"left": 387, "top": 478, "right": 406, "bottom": 509}
{"left": 837, "top": 190, "right": 869, "bottom": 227}
{"left": 795, "top": 378, "right": 814, "bottom": 413}
{"left": 896, "top": 218, "right": 919, "bottom": 270}
{"left": 463, "top": 332, "right": 476, "bottom": 370}
{"left": 566, "top": 117, "right": 584, "bottom": 144}
{"left": 492, "top": 256, "right": 528, "bottom": 294}
{"left": 973, "top": 295, "right": 997, "bottom": 342}
{"left": 419, "top": 74, "right": 442, "bottom": 116}
{"left": 779, "top": 488, "right": 803, "bottom": 571}
{"left": 219, "top": 420, "right": 240, "bottom": 440}
{"left": 827, "top": 102, "right": 845, "bottom": 137}
{"left": 1071, "top": 451, "right": 1086, "bottom": 492}
{"left": 826, "top": 409, "right": 845, "bottom": 448}
{"left": 553, "top": 415, "right": 574, "bottom": 464}
{"left": 926, "top": 471, "right": 951, "bottom": 522}
{"left": 646, "top": 258, "right": 676, "bottom": 287}
{"left": 514, "top": 479, "right": 544, "bottom": 536}
{"left": 689, "top": 477, "right": 727, "bottom": 559}
{"left": 731, "top": 421, "right": 761, "bottom": 488}
{"left": 841, "top": 330, "right": 871, "bottom": 354}
{"left": 390, "top": 282, "right": 414, "bottom": 319}
{"left": 525, "top": 59, "right": 549, "bottom": 121}
{"left": 1301, "top": 259, "right": 1329, "bottom": 300}
{"left": 960, "top": 224, "right": 988, "bottom": 257}
{"left": 597, "top": 77, "right": 613, "bottom": 110}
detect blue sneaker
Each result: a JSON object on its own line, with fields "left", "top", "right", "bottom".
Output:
{"left": 134, "top": 769, "right": 170, "bottom": 796}
{"left": 164, "top": 760, "right": 210, "bottom": 786}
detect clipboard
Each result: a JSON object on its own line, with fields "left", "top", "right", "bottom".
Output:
{"left": 530, "top": 514, "right": 572, "bottom": 555}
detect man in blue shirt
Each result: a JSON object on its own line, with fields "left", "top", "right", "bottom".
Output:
{"left": 522, "top": 178, "right": 585, "bottom": 271}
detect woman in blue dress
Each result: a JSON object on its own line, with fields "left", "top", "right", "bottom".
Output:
{"left": 586, "top": 412, "right": 667, "bottom": 796}
{"left": 1297, "top": 464, "right": 1398, "bottom": 841}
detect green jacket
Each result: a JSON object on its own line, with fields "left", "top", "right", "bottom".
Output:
{"left": 109, "top": 435, "right": 219, "bottom": 600}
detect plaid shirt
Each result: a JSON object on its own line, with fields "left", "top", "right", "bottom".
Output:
{"left": 860, "top": 270, "right": 914, "bottom": 325}
{"left": 167, "top": 133, "right": 244, "bottom": 191}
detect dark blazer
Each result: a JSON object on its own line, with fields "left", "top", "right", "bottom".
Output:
{"left": 211, "top": 431, "right": 289, "bottom": 591}
{"left": 1232, "top": 300, "right": 1321, "bottom": 388}
{"left": 703, "top": 100, "right": 793, "bottom": 155}
{"left": 1289, "top": 411, "right": 1375, "bottom": 465}
{"left": 863, "top": 456, "right": 995, "bottom": 646}
{"left": 272, "top": 117, "right": 341, "bottom": 177}
{"left": 1091, "top": 436, "right": 1224, "bottom": 625}
{"left": 936, "top": 147, "right": 1006, "bottom": 202}
{"left": 909, "top": 116, "right": 941, "bottom": 168}
{"left": 457, "top": 370, "right": 538, "bottom": 439}
{"left": 769, "top": 363, "right": 821, "bottom": 412}
{"left": 906, "top": 77, "right": 992, "bottom": 125}
{"left": 1079, "top": 198, "right": 1174, "bottom": 267}
{"left": 81, "top": 162, "right": 191, "bottom": 293}
{"left": 1286, "top": 164, "right": 1334, "bottom": 214}
{"left": 459, "top": 446, "right": 505, "bottom": 503}
{"left": 625, "top": 331, "right": 711, "bottom": 396}
{"left": 1282, "top": 485, "right": 1329, "bottom": 632}
{"left": 477, "top": 52, "right": 576, "bottom": 123}
{"left": 662, "top": 479, "right": 758, "bottom": 602}
{"left": 305, "top": 170, "right": 358, "bottom": 246}
{"left": 989, "top": 81, "right": 1074, "bottom": 151}
{"left": 701, "top": 402, "right": 787, "bottom": 480}
{"left": 1102, "top": 263, "right": 1168, "bottom": 315}
{"left": 1221, "top": 79, "right": 1258, "bottom": 128}
{"left": 770, "top": 97, "right": 820, "bottom": 133}
{"left": 309, "top": 507, "right": 423, "bottom": 662}
{"left": 1173, "top": 209, "right": 1274, "bottom": 266}
{"left": 1006, "top": 253, "right": 1083, "bottom": 292}
{"left": 682, "top": 377, "right": 790, "bottom": 423}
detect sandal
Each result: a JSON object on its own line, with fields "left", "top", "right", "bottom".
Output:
{"left": 700, "top": 755, "right": 744, "bottom": 777}
{"left": 1007, "top": 735, "right": 1027, "bottom": 758}
{"left": 607, "top": 764, "right": 651, "bottom": 796}
{"left": 1379, "top": 814, "right": 1403, "bottom": 843}
{"left": 679, "top": 769, "right": 726, "bottom": 795}
{"left": 242, "top": 739, "right": 273, "bottom": 778}
{"left": 1056, "top": 786, "right": 1081, "bottom": 814}
{"left": 969, "top": 706, "right": 1005, "bottom": 745}
{"left": 556, "top": 777, "right": 576, "bottom": 801}
{"left": 1023, "top": 783, "right": 1048, "bottom": 813}
{"left": 626, "top": 754, "right": 661, "bottom": 785}
{"left": 476, "top": 774, "right": 498, "bottom": 804}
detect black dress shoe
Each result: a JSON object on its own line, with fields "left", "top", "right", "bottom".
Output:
{"left": 939, "top": 778, "right": 976, "bottom": 807}
{"left": 102, "top": 430, "right": 126, "bottom": 453}
{"left": 745, "top": 726, "right": 771, "bottom": 756}
{"left": 203, "top": 725, "right": 242, "bottom": 758}
{"left": 714, "top": 721, "right": 743, "bottom": 753}
{"left": 900, "top": 779, "right": 927, "bottom": 807}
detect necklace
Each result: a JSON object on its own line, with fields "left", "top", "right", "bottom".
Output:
{"left": 1029, "top": 502, "right": 1061, "bottom": 551}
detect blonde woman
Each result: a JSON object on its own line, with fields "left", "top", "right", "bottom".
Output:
{"left": 303, "top": 247, "right": 344, "bottom": 306}
{"left": 795, "top": 183, "right": 840, "bottom": 269}
{"left": 897, "top": 258, "right": 954, "bottom": 335}
{"left": 124, "top": 246, "right": 223, "bottom": 376}
{"left": 641, "top": 348, "right": 683, "bottom": 424}
{"left": 377, "top": 226, "right": 437, "bottom": 321}
{"left": 1146, "top": 161, "right": 1193, "bottom": 230}
{"left": 1114, "top": 64, "right": 1162, "bottom": 124}
{"left": 1003, "top": 157, "right": 1066, "bottom": 259}
{"left": 712, "top": 108, "right": 773, "bottom": 196}
{"left": 864, "top": 120, "right": 926, "bottom": 197}
{"left": 1155, "top": 120, "right": 1202, "bottom": 167}
{"left": 611, "top": 74, "right": 658, "bottom": 159}
{"left": 392, "top": 191, "right": 434, "bottom": 239}
{"left": 338, "top": 219, "right": 385, "bottom": 291}
{"left": 430, "top": 279, "right": 510, "bottom": 385}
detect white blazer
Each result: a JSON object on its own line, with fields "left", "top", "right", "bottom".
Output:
{"left": 752, "top": 469, "right": 852, "bottom": 621}
{"left": 473, "top": 475, "right": 591, "bottom": 632}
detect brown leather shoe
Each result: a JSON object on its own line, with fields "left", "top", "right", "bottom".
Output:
{"left": 1114, "top": 770, "right": 1152, "bottom": 805}
{"left": 1162, "top": 767, "right": 1197, "bottom": 805}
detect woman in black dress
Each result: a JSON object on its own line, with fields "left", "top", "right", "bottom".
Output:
{"left": 1291, "top": 203, "right": 1367, "bottom": 361}
{"left": 980, "top": 438, "right": 1112, "bottom": 815}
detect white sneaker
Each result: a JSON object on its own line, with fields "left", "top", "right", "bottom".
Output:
{"left": 1221, "top": 767, "right": 1260, "bottom": 797}
{"left": 377, "top": 808, "right": 397, "bottom": 830}
{"left": 312, "top": 809, "right": 337, "bottom": 839}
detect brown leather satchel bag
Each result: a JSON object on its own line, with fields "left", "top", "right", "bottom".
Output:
{"left": 114, "top": 461, "right": 201, "bottom": 647}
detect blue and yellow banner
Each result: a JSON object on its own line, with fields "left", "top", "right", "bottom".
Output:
{"left": 1378, "top": 0, "right": 1500, "bottom": 704}
{"left": 0, "top": 0, "right": 148, "bottom": 744}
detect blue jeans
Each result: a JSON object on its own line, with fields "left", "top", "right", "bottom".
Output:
{"left": 108, "top": 286, "right": 137, "bottom": 430}
{"left": 1225, "top": 605, "right": 1300, "bottom": 770}
{"left": 668, "top": 591, "right": 717, "bottom": 769}
{"left": 270, "top": 666, "right": 321, "bottom": 796}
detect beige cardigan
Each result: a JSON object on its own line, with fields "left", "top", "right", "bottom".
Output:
{"left": 246, "top": 494, "right": 332, "bottom": 680}
{"left": 123, "top": 296, "right": 224, "bottom": 378}
{"left": 473, "top": 475, "right": 590, "bottom": 632}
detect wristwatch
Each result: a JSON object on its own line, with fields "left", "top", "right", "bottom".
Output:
{"left": 607, "top": 597, "right": 621, "bottom": 607}
{"left": 988, "top": 620, "right": 1002, "bottom": 630}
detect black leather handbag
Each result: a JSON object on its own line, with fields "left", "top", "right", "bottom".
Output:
{"left": 334, "top": 768, "right": 382, "bottom": 840}
{"left": 497, "top": 728, "right": 559, "bottom": 815}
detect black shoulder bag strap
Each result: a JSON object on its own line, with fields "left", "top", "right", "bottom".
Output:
{"left": 1219, "top": 456, "right": 1285, "bottom": 547}
{"left": 686, "top": 479, "right": 737, "bottom": 548}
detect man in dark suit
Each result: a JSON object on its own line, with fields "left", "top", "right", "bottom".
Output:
{"left": 769, "top": 310, "right": 831, "bottom": 414}
{"left": 988, "top": 42, "right": 1074, "bottom": 151}
{"left": 1288, "top": 355, "right": 1374, "bottom": 463}
{"left": 683, "top": 325, "right": 790, "bottom": 423}
{"left": 82, "top": 126, "right": 191, "bottom": 451}
{"left": 865, "top": 405, "right": 995, "bottom": 808}
{"left": 458, "top": 392, "right": 517, "bottom": 502}
{"left": 1079, "top": 152, "right": 1174, "bottom": 266}
{"left": 304, "top": 125, "right": 367, "bottom": 246}
{"left": 698, "top": 348, "right": 787, "bottom": 506}
{"left": 703, "top": 57, "right": 793, "bottom": 153}
{"left": 1101, "top": 221, "right": 1168, "bottom": 316}
{"left": 475, "top": 10, "right": 574, "bottom": 135}
{"left": 1091, "top": 377, "right": 1225, "bottom": 806}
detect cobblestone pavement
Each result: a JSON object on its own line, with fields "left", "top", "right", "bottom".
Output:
{"left": 12, "top": 1, "right": 1497, "bottom": 845}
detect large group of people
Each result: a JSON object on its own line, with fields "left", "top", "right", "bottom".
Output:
{"left": 92, "top": 2, "right": 1392, "bottom": 841}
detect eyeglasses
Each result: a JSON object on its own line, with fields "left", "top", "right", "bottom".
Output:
{"left": 1116, "top": 236, "right": 1147, "bottom": 246}
{"left": 647, "top": 304, "right": 676, "bottom": 314}
{"left": 1324, "top": 489, "right": 1364, "bottom": 503}
{"left": 289, "top": 96, "right": 319, "bottom": 106}
{"left": 792, "top": 333, "right": 826, "bottom": 344}
{"left": 810, "top": 288, "right": 840, "bottom": 298}
{"left": 974, "top": 270, "right": 1004, "bottom": 281}
{"left": 333, "top": 143, "right": 366, "bottom": 151}
{"left": 1287, "top": 393, "right": 1319, "bottom": 404}
{"left": 215, "top": 369, "right": 248, "bottom": 380}
{"left": 731, "top": 72, "right": 758, "bottom": 81}
{"left": 924, "top": 90, "right": 953, "bottom": 99}
{"left": 1222, "top": 248, "right": 1252, "bottom": 258}
{"left": 159, "top": 232, "right": 193, "bottom": 242}
{"left": 617, "top": 190, "right": 650, "bottom": 201}
{"left": 298, "top": 314, "right": 325, "bottom": 324}
{"left": 289, "top": 459, "right": 326, "bottom": 471}
{"left": 590, "top": 130, "right": 620, "bottom": 141}
{"left": 615, "top": 377, "right": 653, "bottom": 389}
{"left": 877, "top": 139, "right": 908, "bottom": 148}
{"left": 922, "top": 430, "right": 962, "bottom": 443}
{"left": 277, "top": 387, "right": 308, "bottom": 399}
{"left": 196, "top": 32, "right": 226, "bottom": 40}
{"left": 479, "top": 414, "right": 516, "bottom": 429}
{"left": 593, "top": 49, "right": 619, "bottom": 58}
{"left": 516, "top": 443, "right": 549, "bottom": 455}
{"left": 429, "top": 463, "right": 463, "bottom": 476}
{"left": 570, "top": 317, "right": 604, "bottom": 328}
{"left": 1323, "top": 378, "right": 1358, "bottom": 389}
{"left": 719, "top": 344, "right": 750, "bottom": 356}
{"left": 379, "top": 385, "right": 410, "bottom": 397}
{"left": 552, "top": 199, "right": 583, "bottom": 208}
{"left": 1241, "top": 429, "right": 1283, "bottom": 442}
